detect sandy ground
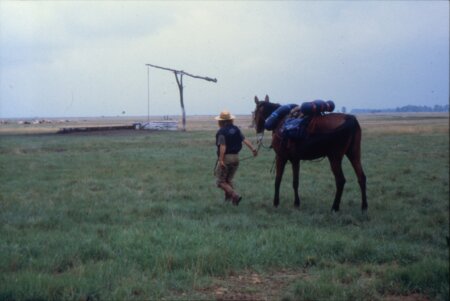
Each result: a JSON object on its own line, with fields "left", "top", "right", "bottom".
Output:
{"left": 0, "top": 113, "right": 448, "bottom": 135}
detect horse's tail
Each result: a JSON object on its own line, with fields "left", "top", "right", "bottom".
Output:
{"left": 345, "top": 115, "right": 362, "bottom": 161}
{"left": 344, "top": 115, "right": 367, "bottom": 211}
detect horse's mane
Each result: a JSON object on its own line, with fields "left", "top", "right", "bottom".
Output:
{"left": 263, "top": 102, "right": 281, "bottom": 111}
{"left": 261, "top": 102, "right": 281, "bottom": 117}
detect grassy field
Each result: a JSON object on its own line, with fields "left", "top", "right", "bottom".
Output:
{"left": 0, "top": 114, "right": 448, "bottom": 300}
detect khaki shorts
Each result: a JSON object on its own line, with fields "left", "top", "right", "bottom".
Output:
{"left": 215, "top": 154, "right": 239, "bottom": 186}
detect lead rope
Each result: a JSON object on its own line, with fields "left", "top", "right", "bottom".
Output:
{"left": 239, "top": 132, "right": 271, "bottom": 161}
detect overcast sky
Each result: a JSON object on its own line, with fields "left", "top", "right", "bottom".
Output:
{"left": 0, "top": 1, "right": 448, "bottom": 118}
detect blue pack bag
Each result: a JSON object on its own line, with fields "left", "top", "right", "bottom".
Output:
{"left": 283, "top": 117, "right": 307, "bottom": 139}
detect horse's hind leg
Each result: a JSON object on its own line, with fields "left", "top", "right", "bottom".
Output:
{"left": 328, "top": 156, "right": 346, "bottom": 212}
{"left": 274, "top": 156, "right": 287, "bottom": 208}
{"left": 291, "top": 159, "right": 300, "bottom": 208}
{"left": 346, "top": 154, "right": 367, "bottom": 211}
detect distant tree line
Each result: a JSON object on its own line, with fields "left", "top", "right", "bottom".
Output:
{"left": 351, "top": 104, "right": 449, "bottom": 114}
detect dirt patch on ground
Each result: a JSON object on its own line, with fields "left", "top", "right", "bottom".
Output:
{"left": 191, "top": 268, "right": 433, "bottom": 301}
{"left": 384, "top": 293, "right": 430, "bottom": 301}
{"left": 195, "top": 269, "right": 305, "bottom": 300}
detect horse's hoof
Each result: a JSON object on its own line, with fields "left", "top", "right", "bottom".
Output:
{"left": 361, "top": 209, "right": 369, "bottom": 218}
{"left": 360, "top": 210, "right": 370, "bottom": 221}
{"left": 331, "top": 207, "right": 340, "bottom": 212}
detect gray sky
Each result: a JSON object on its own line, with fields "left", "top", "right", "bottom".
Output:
{"left": 0, "top": 1, "right": 448, "bottom": 118}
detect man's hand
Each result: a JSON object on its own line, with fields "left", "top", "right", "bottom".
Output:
{"left": 219, "top": 144, "right": 226, "bottom": 168}
{"left": 219, "top": 160, "right": 226, "bottom": 168}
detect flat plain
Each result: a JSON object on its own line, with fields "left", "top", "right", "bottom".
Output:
{"left": 0, "top": 113, "right": 448, "bottom": 300}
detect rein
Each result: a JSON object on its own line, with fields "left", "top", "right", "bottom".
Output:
{"left": 239, "top": 132, "right": 271, "bottom": 161}
{"left": 256, "top": 132, "right": 272, "bottom": 150}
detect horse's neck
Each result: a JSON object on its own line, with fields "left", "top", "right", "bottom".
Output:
{"left": 264, "top": 103, "right": 281, "bottom": 119}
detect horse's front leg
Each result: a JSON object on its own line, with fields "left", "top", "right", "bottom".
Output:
{"left": 291, "top": 159, "right": 300, "bottom": 208}
{"left": 274, "top": 156, "right": 287, "bottom": 207}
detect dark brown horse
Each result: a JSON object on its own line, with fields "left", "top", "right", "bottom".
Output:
{"left": 253, "top": 95, "right": 367, "bottom": 212}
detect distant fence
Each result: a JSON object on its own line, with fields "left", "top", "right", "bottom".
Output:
{"left": 58, "top": 125, "right": 135, "bottom": 134}
{"left": 57, "top": 122, "right": 178, "bottom": 134}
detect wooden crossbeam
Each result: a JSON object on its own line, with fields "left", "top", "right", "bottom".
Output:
{"left": 146, "top": 63, "right": 217, "bottom": 83}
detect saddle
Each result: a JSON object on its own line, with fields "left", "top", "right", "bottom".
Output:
{"left": 264, "top": 100, "right": 338, "bottom": 140}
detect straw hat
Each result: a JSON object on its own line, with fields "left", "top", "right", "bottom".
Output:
{"left": 215, "top": 110, "right": 235, "bottom": 121}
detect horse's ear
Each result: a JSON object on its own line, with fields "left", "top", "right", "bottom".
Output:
{"left": 264, "top": 95, "right": 269, "bottom": 102}
{"left": 254, "top": 96, "right": 259, "bottom": 104}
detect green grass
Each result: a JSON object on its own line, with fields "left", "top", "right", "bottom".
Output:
{"left": 0, "top": 128, "right": 448, "bottom": 300}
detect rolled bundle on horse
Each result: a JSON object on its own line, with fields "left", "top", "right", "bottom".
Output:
{"left": 265, "top": 104, "right": 297, "bottom": 130}
{"left": 253, "top": 95, "right": 367, "bottom": 212}
{"left": 300, "top": 100, "right": 335, "bottom": 116}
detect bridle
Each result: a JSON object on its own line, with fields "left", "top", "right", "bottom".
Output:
{"left": 254, "top": 105, "right": 272, "bottom": 151}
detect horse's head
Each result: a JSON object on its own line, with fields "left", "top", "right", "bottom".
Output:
{"left": 253, "top": 95, "right": 271, "bottom": 135}
{"left": 253, "top": 94, "right": 282, "bottom": 138}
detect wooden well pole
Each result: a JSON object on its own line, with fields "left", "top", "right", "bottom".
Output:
{"left": 147, "top": 66, "right": 150, "bottom": 123}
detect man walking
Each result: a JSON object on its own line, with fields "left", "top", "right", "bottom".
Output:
{"left": 215, "top": 110, "right": 258, "bottom": 205}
